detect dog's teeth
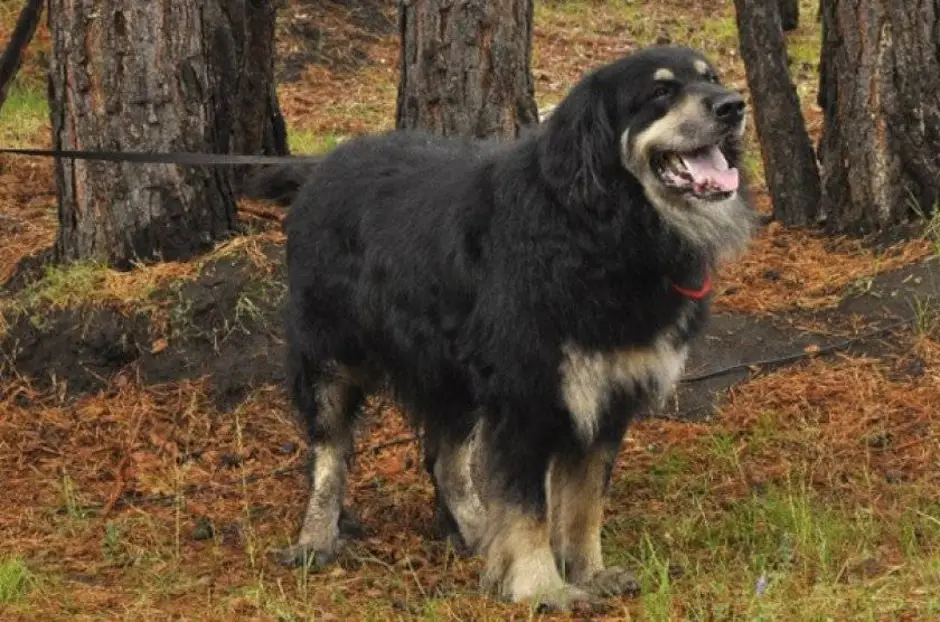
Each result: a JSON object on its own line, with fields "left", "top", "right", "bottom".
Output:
{"left": 662, "top": 154, "right": 684, "bottom": 177}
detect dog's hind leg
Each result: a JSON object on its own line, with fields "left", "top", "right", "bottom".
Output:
{"left": 423, "top": 430, "right": 463, "bottom": 547}
{"left": 429, "top": 420, "right": 487, "bottom": 554}
{"left": 477, "top": 416, "right": 603, "bottom": 613}
{"left": 272, "top": 346, "right": 367, "bottom": 569}
{"left": 549, "top": 443, "right": 639, "bottom": 597}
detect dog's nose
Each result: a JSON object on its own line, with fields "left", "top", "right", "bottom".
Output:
{"left": 711, "top": 92, "right": 745, "bottom": 122}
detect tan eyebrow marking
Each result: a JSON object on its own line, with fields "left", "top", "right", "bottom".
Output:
{"left": 653, "top": 68, "right": 675, "bottom": 81}
{"left": 693, "top": 59, "right": 710, "bottom": 75}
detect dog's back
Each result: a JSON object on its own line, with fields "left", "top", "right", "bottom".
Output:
{"left": 281, "top": 130, "right": 502, "bottom": 305}
{"left": 274, "top": 131, "right": 511, "bottom": 413}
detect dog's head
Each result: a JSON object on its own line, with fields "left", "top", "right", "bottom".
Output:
{"left": 539, "top": 46, "right": 755, "bottom": 263}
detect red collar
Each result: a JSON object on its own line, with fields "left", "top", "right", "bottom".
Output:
{"left": 670, "top": 272, "right": 712, "bottom": 300}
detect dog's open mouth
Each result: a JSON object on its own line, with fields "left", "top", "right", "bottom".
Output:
{"left": 653, "top": 145, "right": 739, "bottom": 201}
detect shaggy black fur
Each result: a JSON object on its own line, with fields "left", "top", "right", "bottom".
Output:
{"left": 248, "top": 45, "right": 754, "bottom": 608}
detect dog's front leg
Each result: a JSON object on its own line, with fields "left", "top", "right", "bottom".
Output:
{"left": 548, "top": 443, "right": 640, "bottom": 598}
{"left": 476, "top": 417, "right": 603, "bottom": 613}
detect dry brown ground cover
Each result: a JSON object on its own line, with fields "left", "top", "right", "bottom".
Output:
{"left": 1, "top": 0, "right": 938, "bottom": 620}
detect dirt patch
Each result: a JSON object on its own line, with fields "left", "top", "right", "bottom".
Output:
{"left": 1, "top": 246, "right": 288, "bottom": 409}
{"left": 670, "top": 257, "right": 939, "bottom": 420}
{"left": 141, "top": 249, "right": 288, "bottom": 407}
{"left": 0, "top": 245, "right": 54, "bottom": 295}
{"left": 1, "top": 307, "right": 150, "bottom": 396}
{"left": 832, "top": 256, "right": 939, "bottom": 321}
{"left": 670, "top": 311, "right": 836, "bottom": 420}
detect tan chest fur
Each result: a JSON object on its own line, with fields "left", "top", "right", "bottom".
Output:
{"left": 559, "top": 335, "right": 688, "bottom": 445}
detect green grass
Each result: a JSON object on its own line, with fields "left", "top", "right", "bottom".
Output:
{"left": 600, "top": 437, "right": 940, "bottom": 621}
{"left": 697, "top": 14, "right": 740, "bottom": 50}
{"left": 0, "top": 81, "right": 48, "bottom": 147}
{"left": 0, "top": 557, "right": 34, "bottom": 605}
{"left": 0, "top": 261, "right": 119, "bottom": 332}
{"left": 784, "top": 0, "right": 824, "bottom": 106}
{"left": 537, "top": 0, "right": 740, "bottom": 54}
{"left": 287, "top": 129, "right": 342, "bottom": 155}
{"left": 910, "top": 293, "right": 940, "bottom": 339}
{"left": 21, "top": 261, "right": 112, "bottom": 308}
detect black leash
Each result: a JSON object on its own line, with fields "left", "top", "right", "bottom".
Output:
{"left": 0, "top": 146, "right": 321, "bottom": 166}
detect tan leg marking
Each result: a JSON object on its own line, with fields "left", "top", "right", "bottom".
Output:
{"left": 273, "top": 363, "right": 363, "bottom": 567}
{"left": 296, "top": 442, "right": 347, "bottom": 552}
{"left": 549, "top": 448, "right": 641, "bottom": 598}
{"left": 482, "top": 507, "right": 598, "bottom": 610}
{"left": 433, "top": 424, "right": 487, "bottom": 552}
{"left": 549, "top": 450, "right": 607, "bottom": 584}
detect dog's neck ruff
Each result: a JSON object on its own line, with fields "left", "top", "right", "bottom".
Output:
{"left": 669, "top": 272, "right": 712, "bottom": 300}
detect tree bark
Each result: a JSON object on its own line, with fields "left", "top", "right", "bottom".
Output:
{"left": 734, "top": 0, "right": 821, "bottom": 226}
{"left": 396, "top": 0, "right": 539, "bottom": 139}
{"left": 818, "top": 0, "right": 940, "bottom": 234}
{"left": 778, "top": 0, "right": 799, "bottom": 31}
{"left": 48, "top": 0, "right": 288, "bottom": 269}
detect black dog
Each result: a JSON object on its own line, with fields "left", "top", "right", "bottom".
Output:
{"left": 248, "top": 45, "right": 755, "bottom": 611}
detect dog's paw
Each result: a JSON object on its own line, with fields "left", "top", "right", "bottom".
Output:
{"left": 532, "top": 585, "right": 609, "bottom": 614}
{"left": 441, "top": 531, "right": 474, "bottom": 558}
{"left": 269, "top": 539, "right": 345, "bottom": 570}
{"left": 583, "top": 566, "right": 641, "bottom": 598}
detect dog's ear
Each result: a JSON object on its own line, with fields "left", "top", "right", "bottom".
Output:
{"left": 538, "top": 77, "right": 617, "bottom": 204}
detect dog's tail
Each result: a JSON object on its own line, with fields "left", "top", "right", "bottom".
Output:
{"left": 240, "top": 157, "right": 324, "bottom": 207}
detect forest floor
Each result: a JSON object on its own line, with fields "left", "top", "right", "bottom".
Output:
{"left": 1, "top": 0, "right": 939, "bottom": 620}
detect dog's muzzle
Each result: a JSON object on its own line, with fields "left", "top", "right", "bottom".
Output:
{"left": 652, "top": 89, "right": 745, "bottom": 201}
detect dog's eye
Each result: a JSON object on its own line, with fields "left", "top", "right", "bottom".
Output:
{"left": 706, "top": 73, "right": 720, "bottom": 84}
{"left": 651, "top": 84, "right": 673, "bottom": 100}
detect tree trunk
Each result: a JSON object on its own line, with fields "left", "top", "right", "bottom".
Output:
{"left": 395, "top": 0, "right": 539, "bottom": 139}
{"left": 734, "top": 0, "right": 821, "bottom": 226}
{"left": 48, "top": 0, "right": 288, "bottom": 269}
{"left": 818, "top": 0, "right": 940, "bottom": 234}
{"left": 778, "top": 0, "right": 799, "bottom": 31}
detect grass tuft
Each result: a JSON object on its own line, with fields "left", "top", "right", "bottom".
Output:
{"left": 288, "top": 130, "right": 343, "bottom": 155}
{"left": 21, "top": 261, "right": 112, "bottom": 309}
{"left": 0, "top": 81, "right": 49, "bottom": 148}
{"left": 0, "top": 557, "right": 34, "bottom": 605}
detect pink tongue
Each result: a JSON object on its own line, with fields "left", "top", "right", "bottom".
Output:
{"left": 680, "top": 147, "right": 739, "bottom": 192}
